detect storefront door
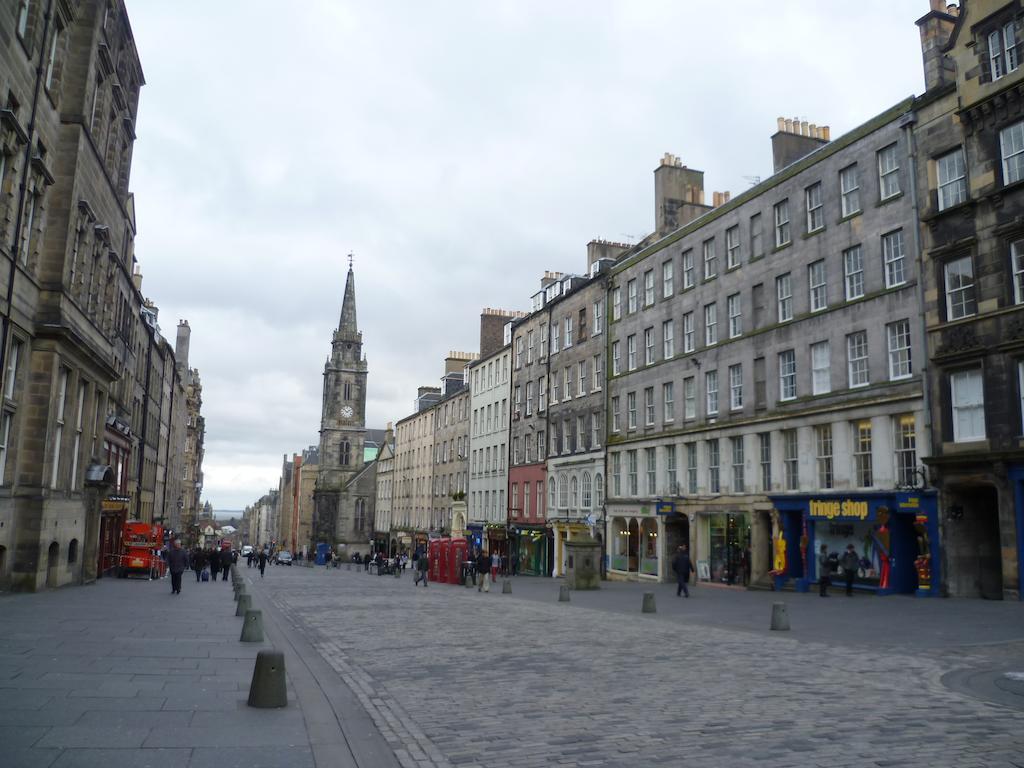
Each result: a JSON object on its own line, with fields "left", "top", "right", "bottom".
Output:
{"left": 709, "top": 513, "right": 750, "bottom": 585}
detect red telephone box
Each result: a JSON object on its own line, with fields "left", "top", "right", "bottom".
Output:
{"left": 438, "top": 538, "right": 451, "bottom": 583}
{"left": 449, "top": 538, "right": 468, "bottom": 585}
{"left": 429, "top": 539, "right": 441, "bottom": 583}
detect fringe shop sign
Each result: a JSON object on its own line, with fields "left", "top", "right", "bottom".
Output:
{"left": 808, "top": 499, "right": 871, "bottom": 521}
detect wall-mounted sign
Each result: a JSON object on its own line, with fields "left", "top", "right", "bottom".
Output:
{"left": 808, "top": 499, "right": 871, "bottom": 521}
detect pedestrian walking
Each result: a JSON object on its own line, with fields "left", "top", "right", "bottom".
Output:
{"left": 818, "top": 544, "right": 831, "bottom": 597}
{"left": 166, "top": 539, "right": 188, "bottom": 595}
{"left": 476, "top": 550, "right": 490, "bottom": 592}
{"left": 840, "top": 544, "right": 859, "bottom": 596}
{"left": 258, "top": 549, "right": 268, "bottom": 578}
{"left": 208, "top": 547, "right": 221, "bottom": 581}
{"left": 671, "top": 545, "right": 695, "bottom": 597}
{"left": 191, "top": 547, "right": 206, "bottom": 582}
{"left": 415, "top": 552, "right": 429, "bottom": 587}
{"left": 490, "top": 551, "right": 500, "bottom": 583}
{"left": 221, "top": 548, "right": 233, "bottom": 581}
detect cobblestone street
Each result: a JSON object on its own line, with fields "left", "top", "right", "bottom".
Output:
{"left": 257, "top": 565, "right": 1024, "bottom": 768}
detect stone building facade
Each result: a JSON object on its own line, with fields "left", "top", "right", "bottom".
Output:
{"left": 0, "top": 0, "right": 199, "bottom": 590}
{"left": 431, "top": 374, "right": 470, "bottom": 536}
{"left": 913, "top": 0, "right": 1024, "bottom": 599}
{"left": 468, "top": 342, "right": 511, "bottom": 555}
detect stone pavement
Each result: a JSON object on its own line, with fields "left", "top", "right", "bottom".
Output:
{"left": 254, "top": 565, "right": 1024, "bottom": 768}
{"left": 0, "top": 566, "right": 396, "bottom": 768}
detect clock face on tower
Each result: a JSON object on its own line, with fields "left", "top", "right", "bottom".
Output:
{"left": 341, "top": 406, "right": 354, "bottom": 418}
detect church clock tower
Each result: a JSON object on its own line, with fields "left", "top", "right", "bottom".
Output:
{"left": 313, "top": 260, "right": 368, "bottom": 547}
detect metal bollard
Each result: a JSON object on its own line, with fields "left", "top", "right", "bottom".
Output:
{"left": 770, "top": 602, "right": 790, "bottom": 631}
{"left": 247, "top": 650, "right": 286, "bottom": 708}
{"left": 641, "top": 592, "right": 656, "bottom": 613}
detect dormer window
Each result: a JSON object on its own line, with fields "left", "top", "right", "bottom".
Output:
{"left": 989, "top": 22, "right": 1019, "bottom": 81}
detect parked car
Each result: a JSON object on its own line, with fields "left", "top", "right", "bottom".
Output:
{"left": 275, "top": 550, "right": 293, "bottom": 566}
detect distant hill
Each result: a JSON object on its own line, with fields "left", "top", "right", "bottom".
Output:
{"left": 214, "top": 510, "right": 244, "bottom": 520}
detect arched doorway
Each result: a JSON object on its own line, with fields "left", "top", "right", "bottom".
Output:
{"left": 46, "top": 542, "right": 60, "bottom": 587}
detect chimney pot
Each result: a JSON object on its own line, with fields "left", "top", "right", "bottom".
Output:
{"left": 800, "top": 120, "right": 809, "bottom": 136}
{"left": 784, "top": 118, "right": 794, "bottom": 133}
{"left": 777, "top": 117, "right": 785, "bottom": 132}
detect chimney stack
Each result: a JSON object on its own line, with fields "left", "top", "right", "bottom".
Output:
{"left": 916, "top": 1, "right": 957, "bottom": 92}
{"left": 175, "top": 319, "right": 191, "bottom": 368}
{"left": 654, "top": 154, "right": 710, "bottom": 236}
{"left": 771, "top": 116, "right": 830, "bottom": 173}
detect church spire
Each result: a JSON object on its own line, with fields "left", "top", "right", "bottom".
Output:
{"left": 339, "top": 255, "right": 358, "bottom": 334}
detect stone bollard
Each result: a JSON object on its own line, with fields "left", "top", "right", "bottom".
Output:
{"left": 770, "top": 602, "right": 790, "bottom": 631}
{"left": 233, "top": 583, "right": 244, "bottom": 601}
{"left": 558, "top": 585, "right": 570, "bottom": 603}
{"left": 240, "top": 609, "right": 265, "bottom": 642}
{"left": 235, "top": 593, "right": 252, "bottom": 617}
{"left": 247, "top": 650, "right": 287, "bottom": 708}
{"left": 641, "top": 592, "right": 656, "bottom": 613}
{"left": 502, "top": 580, "right": 512, "bottom": 594}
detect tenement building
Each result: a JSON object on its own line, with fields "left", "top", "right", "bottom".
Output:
{"left": 0, "top": 0, "right": 199, "bottom": 590}
{"left": 430, "top": 355, "right": 472, "bottom": 536}
{"left": 605, "top": 112, "right": 936, "bottom": 594}
{"left": 393, "top": 387, "right": 439, "bottom": 554}
{"left": 913, "top": 0, "right": 1024, "bottom": 598}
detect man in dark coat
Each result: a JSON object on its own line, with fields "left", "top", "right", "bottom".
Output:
{"left": 166, "top": 539, "right": 188, "bottom": 595}
{"left": 191, "top": 547, "right": 207, "bottom": 581}
{"left": 476, "top": 550, "right": 490, "bottom": 592}
{"left": 257, "top": 549, "right": 268, "bottom": 578}
{"left": 221, "top": 548, "right": 233, "bottom": 581}
{"left": 671, "top": 545, "right": 695, "bottom": 598}
{"left": 208, "top": 547, "right": 221, "bottom": 581}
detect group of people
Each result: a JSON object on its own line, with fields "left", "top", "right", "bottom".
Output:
{"left": 818, "top": 544, "right": 861, "bottom": 597}
{"left": 161, "top": 539, "right": 237, "bottom": 595}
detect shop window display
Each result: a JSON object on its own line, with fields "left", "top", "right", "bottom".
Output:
{"left": 706, "top": 512, "right": 750, "bottom": 585}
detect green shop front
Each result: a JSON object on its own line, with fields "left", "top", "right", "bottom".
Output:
{"left": 767, "top": 491, "right": 940, "bottom": 596}
{"left": 512, "top": 524, "right": 549, "bottom": 576}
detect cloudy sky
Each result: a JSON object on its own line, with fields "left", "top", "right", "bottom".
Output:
{"left": 127, "top": 1, "right": 929, "bottom": 511}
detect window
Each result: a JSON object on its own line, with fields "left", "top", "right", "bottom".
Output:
{"left": 1001, "top": 121, "right": 1024, "bottom": 185}
{"left": 526, "top": 331, "right": 535, "bottom": 364}
{"left": 627, "top": 279, "right": 638, "bottom": 313}
{"left": 0, "top": 412, "right": 12, "bottom": 485}
{"left": 843, "top": 245, "right": 864, "bottom": 301}
{"left": 45, "top": 22, "right": 60, "bottom": 91}
{"left": 550, "top": 477, "right": 558, "bottom": 510}
{"left": 778, "top": 350, "right": 796, "bottom": 401}
{"left": 853, "top": 420, "right": 873, "bottom": 487}
{"left": 564, "top": 316, "right": 573, "bottom": 348}
{"left": 683, "top": 377, "right": 696, "bottom": 420}
{"left": 612, "top": 341, "right": 621, "bottom": 375}
{"left": 750, "top": 213, "right": 763, "bottom": 259}
{"left": 611, "top": 396, "right": 621, "bottom": 432}
{"left": 540, "top": 324, "right": 547, "bottom": 358}
{"left": 592, "top": 412, "right": 600, "bottom": 448}
{"left": 576, "top": 415, "right": 585, "bottom": 452}
{"left": 805, "top": 182, "right": 824, "bottom": 232}
{"left": 808, "top": 260, "right": 827, "bottom": 312}
{"left": 816, "top": 425, "right": 833, "bottom": 489}
{"left": 776, "top": 274, "right": 793, "bottom": 322}
{"left": 515, "top": 337, "right": 523, "bottom": 368}
{"left": 644, "top": 387, "right": 655, "bottom": 426}
{"left": 729, "top": 364, "right": 743, "bottom": 411}
{"left": 539, "top": 376, "right": 547, "bottom": 411}
{"left": 5, "top": 339, "right": 21, "bottom": 399}
{"left": 707, "top": 440, "right": 720, "bottom": 494}
{"left": 882, "top": 229, "right": 906, "bottom": 288}
{"left": 703, "top": 238, "right": 717, "bottom": 280}
{"left": 593, "top": 300, "right": 603, "bottom": 334}
{"left": 726, "top": 226, "right": 740, "bottom": 269}
{"left": 937, "top": 148, "right": 967, "bottom": 211}
{"left": 686, "top": 443, "right": 697, "bottom": 494}
{"left": 811, "top": 340, "right": 831, "bottom": 395}
{"left": 644, "top": 269, "right": 654, "bottom": 306}
{"left": 563, "top": 366, "right": 572, "bottom": 400}
{"left": 581, "top": 473, "right": 592, "bottom": 510}
{"left": 887, "top": 320, "right": 912, "bottom": 380}
{"left": 944, "top": 256, "right": 977, "bottom": 320}
{"left": 627, "top": 335, "right": 637, "bottom": 370}
{"left": 840, "top": 165, "right": 860, "bottom": 217}
{"left": 644, "top": 327, "right": 655, "bottom": 365}
{"left": 878, "top": 143, "right": 900, "bottom": 199}
{"left": 683, "top": 312, "right": 695, "bottom": 353}
{"left": 662, "top": 320, "right": 674, "bottom": 359}
{"left": 645, "top": 447, "right": 656, "bottom": 494}
{"left": 612, "top": 288, "right": 622, "bottom": 321}
{"left": 578, "top": 361, "right": 587, "bottom": 395}
{"left": 525, "top": 381, "right": 534, "bottom": 415}
{"left": 727, "top": 293, "right": 742, "bottom": 338}
{"left": 662, "top": 259, "right": 674, "bottom": 298}
{"left": 627, "top": 391, "right": 637, "bottom": 429}
{"left": 611, "top": 453, "right": 621, "bottom": 496}
{"left": 783, "top": 429, "right": 799, "bottom": 490}
{"left": 774, "top": 199, "right": 790, "bottom": 247}
{"left": 682, "top": 249, "right": 695, "bottom": 289}
{"left": 627, "top": 450, "right": 638, "bottom": 495}
{"left": 552, "top": 321, "right": 560, "bottom": 354}
{"left": 847, "top": 331, "right": 869, "bottom": 388}
{"left": 895, "top": 415, "right": 917, "bottom": 488}
{"left": 704, "top": 302, "right": 717, "bottom": 346}
{"left": 665, "top": 444, "right": 677, "bottom": 492}
{"left": 663, "top": 382, "right": 674, "bottom": 423}
{"left": 50, "top": 368, "right": 68, "bottom": 488}
{"left": 17, "top": 0, "right": 30, "bottom": 39}
{"left": 951, "top": 368, "right": 986, "bottom": 442}
{"left": 593, "top": 354, "right": 603, "bottom": 390}
{"left": 989, "top": 22, "right": 1020, "bottom": 81}
{"left": 705, "top": 370, "right": 719, "bottom": 415}
{"left": 759, "top": 433, "right": 771, "bottom": 491}
{"left": 731, "top": 437, "right": 745, "bottom": 493}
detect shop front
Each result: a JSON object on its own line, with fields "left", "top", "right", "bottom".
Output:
{"left": 697, "top": 510, "right": 751, "bottom": 586}
{"left": 768, "top": 491, "right": 939, "bottom": 596}
{"left": 513, "top": 525, "right": 548, "bottom": 576}
{"left": 485, "top": 523, "right": 507, "bottom": 562}
{"left": 606, "top": 504, "right": 661, "bottom": 581}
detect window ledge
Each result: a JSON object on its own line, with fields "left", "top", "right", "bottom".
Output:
{"left": 771, "top": 242, "right": 792, "bottom": 254}
{"left": 802, "top": 228, "right": 825, "bottom": 240}
{"left": 837, "top": 210, "right": 863, "bottom": 224}
{"left": 876, "top": 192, "right": 904, "bottom": 207}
